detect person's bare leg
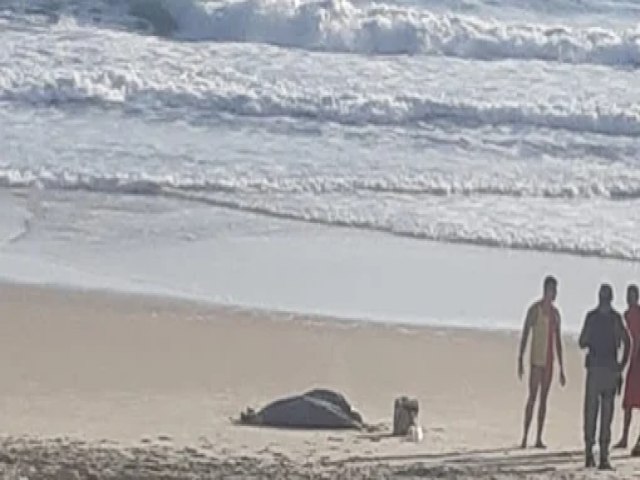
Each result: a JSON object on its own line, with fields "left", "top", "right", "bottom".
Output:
{"left": 535, "top": 370, "right": 552, "bottom": 448}
{"left": 522, "top": 367, "right": 541, "bottom": 448}
{"left": 614, "top": 408, "right": 632, "bottom": 449}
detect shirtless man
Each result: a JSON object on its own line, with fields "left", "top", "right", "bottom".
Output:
{"left": 518, "top": 275, "right": 566, "bottom": 449}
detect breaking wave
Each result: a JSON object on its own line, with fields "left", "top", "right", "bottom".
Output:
{"left": 2, "top": 69, "right": 639, "bottom": 136}
{"left": 4, "top": 0, "right": 640, "bottom": 66}
{"left": 149, "top": 0, "right": 640, "bottom": 67}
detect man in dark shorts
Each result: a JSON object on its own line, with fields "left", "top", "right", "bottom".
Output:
{"left": 579, "top": 284, "right": 630, "bottom": 470}
{"left": 518, "top": 275, "right": 566, "bottom": 449}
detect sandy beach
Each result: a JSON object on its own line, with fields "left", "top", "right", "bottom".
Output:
{"left": 0, "top": 282, "right": 637, "bottom": 478}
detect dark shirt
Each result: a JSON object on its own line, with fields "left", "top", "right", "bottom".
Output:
{"left": 579, "top": 307, "right": 627, "bottom": 370}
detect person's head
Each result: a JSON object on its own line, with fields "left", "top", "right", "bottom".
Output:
{"left": 542, "top": 275, "right": 558, "bottom": 303}
{"left": 598, "top": 284, "right": 613, "bottom": 309}
{"left": 627, "top": 284, "right": 639, "bottom": 307}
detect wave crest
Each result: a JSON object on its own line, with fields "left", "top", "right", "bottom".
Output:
{"left": 125, "top": 0, "right": 640, "bottom": 67}
{"left": 4, "top": 0, "right": 640, "bottom": 66}
{"left": 3, "top": 68, "right": 639, "bottom": 136}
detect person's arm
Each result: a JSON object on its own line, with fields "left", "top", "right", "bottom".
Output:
{"left": 555, "top": 310, "right": 566, "bottom": 386}
{"left": 579, "top": 314, "right": 591, "bottom": 350}
{"left": 518, "top": 306, "right": 534, "bottom": 380}
{"left": 618, "top": 315, "right": 631, "bottom": 371}
{"left": 629, "top": 317, "right": 640, "bottom": 363}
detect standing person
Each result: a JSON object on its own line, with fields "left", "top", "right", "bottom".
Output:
{"left": 614, "top": 285, "right": 640, "bottom": 450}
{"left": 579, "top": 284, "right": 630, "bottom": 470}
{"left": 518, "top": 275, "right": 566, "bottom": 449}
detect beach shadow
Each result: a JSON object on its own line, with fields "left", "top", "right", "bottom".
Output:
{"left": 334, "top": 445, "right": 521, "bottom": 465}
{"left": 463, "top": 449, "right": 584, "bottom": 469}
{"left": 337, "top": 447, "right": 640, "bottom": 475}
{"left": 326, "top": 448, "right": 591, "bottom": 478}
{"left": 470, "top": 448, "right": 637, "bottom": 471}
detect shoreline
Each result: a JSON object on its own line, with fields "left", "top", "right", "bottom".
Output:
{"left": 4, "top": 186, "right": 640, "bottom": 334}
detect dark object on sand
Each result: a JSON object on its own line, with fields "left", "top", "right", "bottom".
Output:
{"left": 393, "top": 396, "right": 420, "bottom": 436}
{"left": 239, "top": 389, "right": 364, "bottom": 430}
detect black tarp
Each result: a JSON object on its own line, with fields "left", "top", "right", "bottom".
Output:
{"left": 240, "top": 389, "right": 364, "bottom": 430}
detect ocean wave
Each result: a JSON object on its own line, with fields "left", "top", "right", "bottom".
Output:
{"left": 3, "top": 168, "right": 640, "bottom": 260}
{"left": 134, "top": 0, "right": 640, "bottom": 67}
{"left": 2, "top": 169, "right": 640, "bottom": 261}
{"left": 3, "top": 167, "right": 640, "bottom": 200}
{"left": 4, "top": 0, "right": 640, "bottom": 66}
{"left": 157, "top": 188, "right": 640, "bottom": 263}
{"left": 2, "top": 69, "right": 639, "bottom": 136}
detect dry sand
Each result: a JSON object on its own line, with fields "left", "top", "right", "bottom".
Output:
{"left": 0, "top": 283, "right": 638, "bottom": 478}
